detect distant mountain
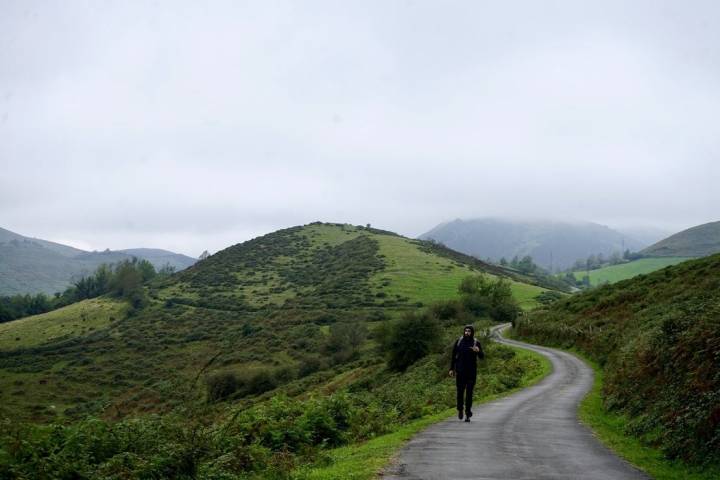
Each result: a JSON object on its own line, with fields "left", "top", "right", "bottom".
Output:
{"left": 0, "top": 226, "right": 84, "bottom": 257}
{"left": 118, "top": 248, "right": 197, "bottom": 271}
{"left": 0, "top": 227, "right": 196, "bottom": 296}
{"left": 614, "top": 225, "right": 675, "bottom": 247}
{"left": 641, "top": 220, "right": 720, "bottom": 257}
{"left": 420, "top": 218, "right": 646, "bottom": 270}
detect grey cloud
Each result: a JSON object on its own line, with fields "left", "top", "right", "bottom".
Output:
{"left": 1, "top": 0, "right": 719, "bottom": 256}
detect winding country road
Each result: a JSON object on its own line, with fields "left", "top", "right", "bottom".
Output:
{"left": 381, "top": 325, "right": 649, "bottom": 480}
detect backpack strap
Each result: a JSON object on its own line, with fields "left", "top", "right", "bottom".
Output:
{"left": 457, "top": 336, "right": 480, "bottom": 348}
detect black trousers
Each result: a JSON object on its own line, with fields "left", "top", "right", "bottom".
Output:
{"left": 456, "top": 373, "right": 476, "bottom": 413}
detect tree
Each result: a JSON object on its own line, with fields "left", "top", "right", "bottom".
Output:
{"left": 0, "top": 303, "right": 11, "bottom": 323}
{"left": 499, "top": 257, "right": 508, "bottom": 266}
{"left": 458, "top": 274, "right": 520, "bottom": 323}
{"left": 109, "top": 260, "right": 146, "bottom": 310}
{"left": 325, "top": 322, "right": 368, "bottom": 363}
{"left": 459, "top": 274, "right": 492, "bottom": 296}
{"left": 518, "top": 256, "right": 536, "bottom": 274}
{"left": 572, "top": 259, "right": 586, "bottom": 271}
{"left": 564, "top": 272, "right": 579, "bottom": 286}
{"left": 382, "top": 311, "right": 442, "bottom": 372}
{"left": 609, "top": 251, "right": 623, "bottom": 265}
{"left": 586, "top": 254, "right": 597, "bottom": 271}
{"left": 157, "top": 263, "right": 176, "bottom": 277}
{"left": 137, "top": 259, "right": 157, "bottom": 282}
{"left": 199, "top": 250, "right": 210, "bottom": 261}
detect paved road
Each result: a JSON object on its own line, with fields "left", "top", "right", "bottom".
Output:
{"left": 381, "top": 325, "right": 649, "bottom": 480}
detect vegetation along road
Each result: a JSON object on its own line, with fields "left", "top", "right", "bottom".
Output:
{"left": 381, "top": 324, "right": 648, "bottom": 480}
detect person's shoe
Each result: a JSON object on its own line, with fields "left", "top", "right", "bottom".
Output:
{"left": 465, "top": 410, "right": 472, "bottom": 419}
{"left": 464, "top": 417, "right": 471, "bottom": 422}
{"left": 458, "top": 410, "right": 463, "bottom": 420}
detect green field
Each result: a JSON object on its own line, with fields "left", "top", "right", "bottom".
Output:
{"left": 372, "top": 234, "right": 546, "bottom": 310}
{"left": 572, "top": 257, "right": 692, "bottom": 286}
{"left": 0, "top": 298, "right": 125, "bottom": 350}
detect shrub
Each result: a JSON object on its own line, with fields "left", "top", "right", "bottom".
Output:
{"left": 429, "top": 299, "right": 462, "bottom": 322}
{"left": 206, "top": 372, "right": 240, "bottom": 402}
{"left": 241, "top": 369, "right": 278, "bottom": 396}
{"left": 382, "top": 311, "right": 442, "bottom": 372}
{"left": 459, "top": 274, "right": 520, "bottom": 323}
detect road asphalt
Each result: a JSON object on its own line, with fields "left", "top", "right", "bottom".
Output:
{"left": 381, "top": 325, "right": 649, "bottom": 480}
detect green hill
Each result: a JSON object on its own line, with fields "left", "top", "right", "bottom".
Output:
{"left": 0, "top": 222, "right": 552, "bottom": 478}
{"left": 515, "top": 254, "right": 720, "bottom": 466}
{"left": 641, "top": 220, "right": 720, "bottom": 257}
{"left": 0, "top": 226, "right": 196, "bottom": 295}
{"left": 0, "top": 222, "right": 547, "bottom": 423}
{"left": 571, "top": 257, "right": 692, "bottom": 286}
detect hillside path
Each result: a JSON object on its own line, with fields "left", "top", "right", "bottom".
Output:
{"left": 381, "top": 325, "right": 649, "bottom": 480}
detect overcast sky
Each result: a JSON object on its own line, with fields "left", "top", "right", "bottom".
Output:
{"left": 2, "top": 0, "right": 719, "bottom": 257}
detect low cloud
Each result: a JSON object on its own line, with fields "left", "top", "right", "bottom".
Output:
{"left": 2, "top": 1, "right": 719, "bottom": 255}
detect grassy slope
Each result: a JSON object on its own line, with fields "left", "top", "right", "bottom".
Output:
{"left": 0, "top": 298, "right": 125, "bottom": 350}
{"left": 502, "top": 332, "right": 720, "bottom": 480}
{"left": 0, "top": 223, "right": 550, "bottom": 423}
{"left": 577, "top": 353, "right": 720, "bottom": 480}
{"left": 371, "top": 233, "right": 546, "bottom": 309}
{"left": 572, "top": 257, "right": 692, "bottom": 285}
{"left": 641, "top": 220, "right": 720, "bottom": 257}
{"left": 515, "top": 253, "right": 720, "bottom": 468}
{"left": 0, "top": 299, "right": 129, "bottom": 421}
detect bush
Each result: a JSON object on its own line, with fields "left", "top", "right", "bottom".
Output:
{"left": 242, "top": 369, "right": 278, "bottom": 396}
{"left": 382, "top": 311, "right": 442, "bottom": 372}
{"left": 206, "top": 372, "right": 240, "bottom": 402}
{"left": 534, "top": 290, "right": 564, "bottom": 306}
{"left": 429, "top": 299, "right": 462, "bottom": 322}
{"left": 459, "top": 274, "right": 520, "bottom": 323}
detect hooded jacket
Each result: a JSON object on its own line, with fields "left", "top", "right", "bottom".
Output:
{"left": 450, "top": 324, "right": 485, "bottom": 377}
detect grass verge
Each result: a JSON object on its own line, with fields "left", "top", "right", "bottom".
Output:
{"left": 506, "top": 328, "right": 720, "bottom": 480}
{"left": 577, "top": 354, "right": 720, "bottom": 480}
{"left": 293, "top": 345, "right": 552, "bottom": 480}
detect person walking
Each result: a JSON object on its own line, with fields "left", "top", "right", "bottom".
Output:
{"left": 449, "top": 324, "right": 484, "bottom": 421}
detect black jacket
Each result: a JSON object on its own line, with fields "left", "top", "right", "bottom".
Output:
{"left": 450, "top": 335, "right": 484, "bottom": 377}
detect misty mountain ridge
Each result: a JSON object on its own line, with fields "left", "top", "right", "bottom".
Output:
{"left": 612, "top": 225, "right": 675, "bottom": 246}
{"left": 420, "top": 218, "right": 647, "bottom": 270}
{"left": 641, "top": 220, "right": 720, "bottom": 257}
{"left": 0, "top": 227, "right": 197, "bottom": 296}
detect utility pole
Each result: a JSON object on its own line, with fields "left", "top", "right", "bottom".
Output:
{"left": 550, "top": 250, "right": 553, "bottom": 273}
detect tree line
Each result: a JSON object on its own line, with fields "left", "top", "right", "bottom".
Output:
{"left": 567, "top": 249, "right": 643, "bottom": 273}
{"left": 0, "top": 259, "right": 174, "bottom": 323}
{"left": 498, "top": 255, "right": 539, "bottom": 274}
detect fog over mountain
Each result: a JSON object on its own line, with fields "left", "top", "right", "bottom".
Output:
{"left": 2, "top": 1, "right": 719, "bottom": 254}
{"left": 420, "top": 218, "right": 646, "bottom": 270}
